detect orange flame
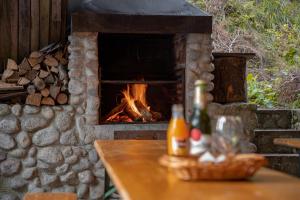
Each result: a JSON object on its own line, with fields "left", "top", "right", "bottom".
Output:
{"left": 122, "top": 84, "right": 149, "bottom": 117}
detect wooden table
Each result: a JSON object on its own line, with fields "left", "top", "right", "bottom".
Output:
{"left": 274, "top": 138, "right": 300, "bottom": 149}
{"left": 95, "top": 140, "right": 300, "bottom": 200}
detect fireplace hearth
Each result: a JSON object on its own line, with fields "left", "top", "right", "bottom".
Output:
{"left": 99, "top": 33, "right": 183, "bottom": 124}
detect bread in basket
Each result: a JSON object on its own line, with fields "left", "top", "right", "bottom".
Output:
{"left": 159, "top": 154, "right": 267, "bottom": 181}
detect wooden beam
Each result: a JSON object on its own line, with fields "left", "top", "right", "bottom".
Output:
{"left": 31, "top": 0, "right": 40, "bottom": 51}
{"left": 213, "top": 52, "right": 256, "bottom": 59}
{"left": 50, "top": 0, "right": 62, "bottom": 43}
{"left": 40, "top": 0, "right": 50, "bottom": 48}
{"left": 18, "top": 0, "right": 31, "bottom": 59}
{"left": 72, "top": 12, "right": 212, "bottom": 34}
{"left": 60, "top": 0, "right": 68, "bottom": 41}
{"left": 0, "top": 0, "right": 11, "bottom": 71}
{"left": 9, "top": 0, "right": 19, "bottom": 61}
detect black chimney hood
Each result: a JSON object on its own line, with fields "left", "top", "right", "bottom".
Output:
{"left": 71, "top": 0, "right": 212, "bottom": 34}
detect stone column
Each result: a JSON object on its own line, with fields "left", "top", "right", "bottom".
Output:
{"left": 68, "top": 32, "right": 100, "bottom": 125}
{"left": 185, "top": 33, "right": 214, "bottom": 117}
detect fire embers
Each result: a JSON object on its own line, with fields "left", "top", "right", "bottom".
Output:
{"left": 103, "top": 84, "right": 162, "bottom": 123}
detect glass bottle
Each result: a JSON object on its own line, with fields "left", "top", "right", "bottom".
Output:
{"left": 167, "top": 104, "right": 189, "bottom": 156}
{"left": 189, "top": 80, "right": 212, "bottom": 156}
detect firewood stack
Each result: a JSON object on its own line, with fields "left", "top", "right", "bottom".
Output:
{"left": 1, "top": 44, "right": 69, "bottom": 106}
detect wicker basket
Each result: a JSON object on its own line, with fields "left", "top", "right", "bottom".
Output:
{"left": 159, "top": 154, "right": 267, "bottom": 181}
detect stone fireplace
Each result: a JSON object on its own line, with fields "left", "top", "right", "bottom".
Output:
{"left": 68, "top": 0, "right": 214, "bottom": 139}
{"left": 0, "top": 1, "right": 257, "bottom": 200}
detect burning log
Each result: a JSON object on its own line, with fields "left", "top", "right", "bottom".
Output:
{"left": 119, "top": 115, "right": 133, "bottom": 122}
{"left": 103, "top": 83, "right": 162, "bottom": 123}
{"left": 134, "top": 100, "right": 153, "bottom": 121}
{"left": 102, "top": 100, "right": 127, "bottom": 122}
{"left": 150, "top": 111, "right": 162, "bottom": 121}
{"left": 124, "top": 103, "right": 142, "bottom": 121}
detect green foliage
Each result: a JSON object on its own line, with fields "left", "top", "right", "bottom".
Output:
{"left": 292, "top": 95, "right": 300, "bottom": 109}
{"left": 191, "top": 0, "right": 300, "bottom": 108}
{"left": 247, "top": 73, "right": 278, "bottom": 108}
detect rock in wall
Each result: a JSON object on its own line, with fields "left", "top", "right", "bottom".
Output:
{"left": 0, "top": 104, "right": 105, "bottom": 200}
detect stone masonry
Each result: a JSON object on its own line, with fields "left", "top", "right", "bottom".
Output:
{"left": 68, "top": 32, "right": 100, "bottom": 126}
{"left": 0, "top": 32, "right": 258, "bottom": 200}
{"left": 257, "top": 109, "right": 300, "bottom": 130}
{"left": 0, "top": 104, "right": 105, "bottom": 200}
{"left": 185, "top": 33, "right": 215, "bottom": 117}
{"left": 0, "top": 32, "right": 104, "bottom": 200}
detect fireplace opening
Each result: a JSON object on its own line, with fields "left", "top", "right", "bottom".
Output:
{"left": 99, "top": 33, "right": 184, "bottom": 124}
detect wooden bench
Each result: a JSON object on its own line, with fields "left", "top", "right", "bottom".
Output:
{"left": 23, "top": 193, "right": 77, "bottom": 200}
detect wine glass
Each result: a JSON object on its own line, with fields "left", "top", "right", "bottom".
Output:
{"left": 213, "top": 116, "right": 244, "bottom": 154}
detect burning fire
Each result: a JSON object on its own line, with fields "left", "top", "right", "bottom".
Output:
{"left": 104, "top": 83, "right": 162, "bottom": 123}
{"left": 122, "top": 84, "right": 149, "bottom": 117}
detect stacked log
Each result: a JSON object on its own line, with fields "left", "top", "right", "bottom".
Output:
{"left": 2, "top": 45, "right": 69, "bottom": 106}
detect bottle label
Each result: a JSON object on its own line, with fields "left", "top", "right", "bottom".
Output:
{"left": 190, "top": 128, "right": 202, "bottom": 141}
{"left": 190, "top": 129, "right": 211, "bottom": 155}
{"left": 171, "top": 137, "right": 188, "bottom": 155}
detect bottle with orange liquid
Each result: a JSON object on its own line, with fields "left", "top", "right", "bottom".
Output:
{"left": 167, "top": 104, "right": 189, "bottom": 156}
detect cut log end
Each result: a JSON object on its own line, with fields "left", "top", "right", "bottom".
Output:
{"left": 2, "top": 45, "right": 69, "bottom": 106}
{"left": 18, "top": 77, "right": 31, "bottom": 86}
{"left": 50, "top": 85, "right": 61, "bottom": 99}
{"left": 41, "top": 88, "right": 50, "bottom": 97}
{"left": 41, "top": 97, "right": 55, "bottom": 105}
{"left": 27, "top": 85, "right": 36, "bottom": 95}
{"left": 6, "top": 59, "right": 18, "bottom": 71}
{"left": 56, "top": 93, "right": 68, "bottom": 105}
{"left": 2, "top": 69, "right": 14, "bottom": 81}
{"left": 26, "top": 93, "right": 42, "bottom": 106}
{"left": 44, "top": 56, "right": 59, "bottom": 67}
{"left": 33, "top": 77, "right": 46, "bottom": 91}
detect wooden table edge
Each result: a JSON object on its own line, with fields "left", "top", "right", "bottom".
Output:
{"left": 95, "top": 140, "right": 300, "bottom": 200}
{"left": 94, "top": 140, "right": 131, "bottom": 200}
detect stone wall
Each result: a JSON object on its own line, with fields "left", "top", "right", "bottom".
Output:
{"left": 257, "top": 109, "right": 300, "bottom": 130}
{"left": 0, "top": 32, "right": 105, "bottom": 200}
{"left": 68, "top": 32, "right": 215, "bottom": 124}
{"left": 0, "top": 104, "right": 105, "bottom": 200}
{"left": 185, "top": 33, "right": 214, "bottom": 117}
{"left": 68, "top": 32, "right": 100, "bottom": 126}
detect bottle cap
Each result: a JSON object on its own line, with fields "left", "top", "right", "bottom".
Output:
{"left": 172, "top": 104, "right": 183, "bottom": 113}
{"left": 195, "top": 80, "right": 207, "bottom": 86}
